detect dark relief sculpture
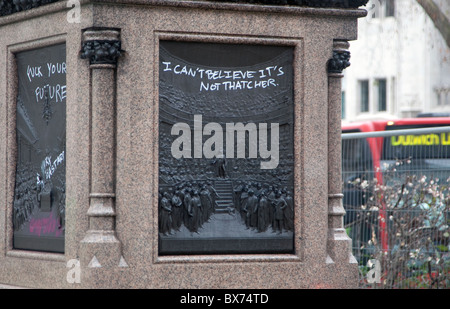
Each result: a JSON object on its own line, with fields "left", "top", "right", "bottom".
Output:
{"left": 13, "top": 43, "right": 66, "bottom": 253}
{"left": 158, "top": 41, "right": 295, "bottom": 254}
{"left": 80, "top": 40, "right": 122, "bottom": 65}
{"left": 159, "top": 181, "right": 295, "bottom": 236}
{"left": 0, "top": 0, "right": 369, "bottom": 17}
{"left": 0, "top": 0, "right": 60, "bottom": 17}
{"left": 328, "top": 50, "right": 351, "bottom": 73}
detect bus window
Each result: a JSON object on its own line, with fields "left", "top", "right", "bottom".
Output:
{"left": 342, "top": 130, "right": 374, "bottom": 184}
{"left": 342, "top": 130, "right": 374, "bottom": 226}
{"left": 382, "top": 124, "right": 450, "bottom": 181}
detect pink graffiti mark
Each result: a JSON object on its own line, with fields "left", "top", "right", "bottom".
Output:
{"left": 29, "top": 213, "right": 63, "bottom": 237}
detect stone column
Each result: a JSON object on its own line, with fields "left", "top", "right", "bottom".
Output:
{"left": 79, "top": 28, "right": 125, "bottom": 268}
{"left": 326, "top": 40, "right": 356, "bottom": 264}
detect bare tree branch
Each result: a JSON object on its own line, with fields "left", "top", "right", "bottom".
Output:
{"left": 416, "top": 0, "right": 450, "bottom": 48}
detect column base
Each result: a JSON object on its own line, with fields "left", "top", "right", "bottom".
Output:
{"left": 80, "top": 230, "right": 122, "bottom": 268}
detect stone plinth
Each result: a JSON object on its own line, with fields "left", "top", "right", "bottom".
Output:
{"left": 0, "top": 0, "right": 367, "bottom": 289}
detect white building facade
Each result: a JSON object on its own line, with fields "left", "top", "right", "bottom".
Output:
{"left": 342, "top": 0, "right": 450, "bottom": 122}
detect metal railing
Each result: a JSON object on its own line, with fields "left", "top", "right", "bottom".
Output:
{"left": 342, "top": 126, "right": 450, "bottom": 289}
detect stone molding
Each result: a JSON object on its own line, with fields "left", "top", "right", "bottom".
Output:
{"left": 212, "top": 0, "right": 368, "bottom": 8}
{"left": 0, "top": 0, "right": 369, "bottom": 17}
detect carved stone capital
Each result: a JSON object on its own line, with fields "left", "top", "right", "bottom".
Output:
{"left": 328, "top": 40, "right": 351, "bottom": 74}
{"left": 80, "top": 40, "right": 122, "bottom": 66}
{"left": 328, "top": 50, "right": 350, "bottom": 73}
{"left": 328, "top": 51, "right": 350, "bottom": 74}
{"left": 80, "top": 28, "right": 122, "bottom": 66}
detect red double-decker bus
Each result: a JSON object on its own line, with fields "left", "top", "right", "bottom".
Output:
{"left": 342, "top": 117, "right": 450, "bottom": 254}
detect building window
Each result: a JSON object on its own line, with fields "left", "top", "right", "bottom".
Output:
{"left": 360, "top": 80, "right": 369, "bottom": 113}
{"left": 377, "top": 79, "right": 387, "bottom": 111}
{"left": 385, "top": 0, "right": 395, "bottom": 17}
{"left": 370, "top": 0, "right": 395, "bottom": 19}
{"left": 435, "top": 87, "right": 450, "bottom": 106}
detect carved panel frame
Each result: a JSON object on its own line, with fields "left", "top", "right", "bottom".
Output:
{"left": 152, "top": 32, "right": 304, "bottom": 264}
{"left": 5, "top": 34, "right": 67, "bottom": 261}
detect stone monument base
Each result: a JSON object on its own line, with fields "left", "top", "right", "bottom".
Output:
{"left": 0, "top": 0, "right": 367, "bottom": 289}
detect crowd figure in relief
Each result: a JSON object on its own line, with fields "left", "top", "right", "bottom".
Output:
{"left": 233, "top": 182, "right": 294, "bottom": 234}
{"left": 159, "top": 181, "right": 219, "bottom": 235}
{"left": 158, "top": 180, "right": 294, "bottom": 235}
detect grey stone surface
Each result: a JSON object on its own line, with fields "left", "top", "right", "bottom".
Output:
{"left": 0, "top": 0, "right": 366, "bottom": 288}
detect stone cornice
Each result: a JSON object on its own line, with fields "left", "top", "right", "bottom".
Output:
{"left": 1, "top": 0, "right": 368, "bottom": 17}
{"left": 211, "top": 0, "right": 369, "bottom": 8}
